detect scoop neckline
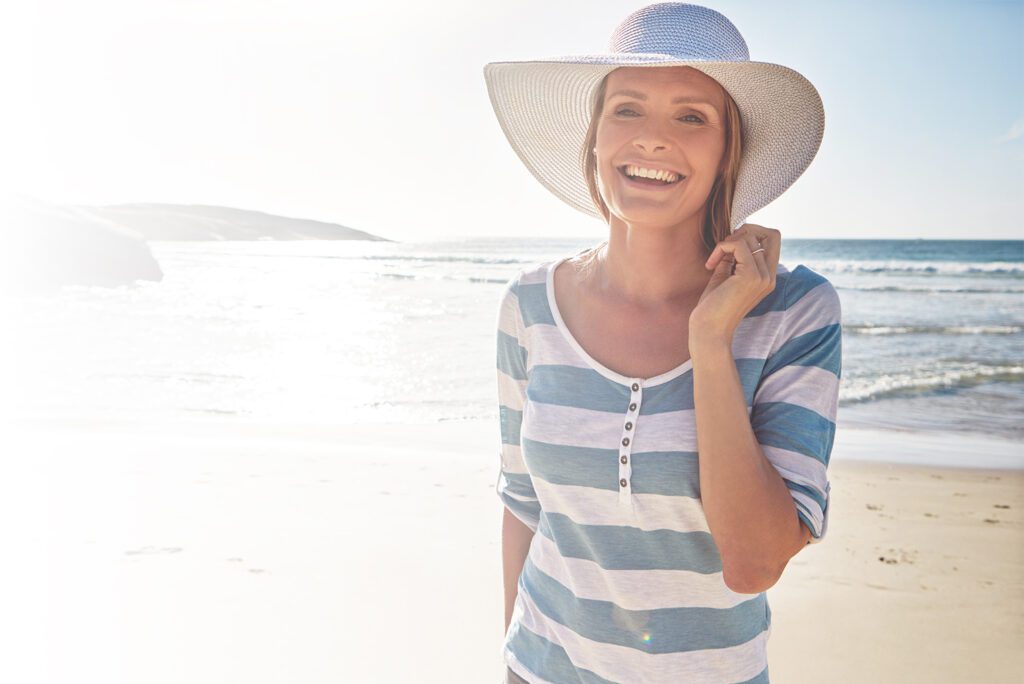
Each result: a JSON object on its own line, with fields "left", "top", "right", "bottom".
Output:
{"left": 545, "top": 256, "right": 695, "bottom": 389}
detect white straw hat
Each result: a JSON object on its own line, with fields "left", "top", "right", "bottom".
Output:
{"left": 483, "top": 2, "right": 825, "bottom": 232}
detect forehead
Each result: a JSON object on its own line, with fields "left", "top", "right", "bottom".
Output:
{"left": 604, "top": 66, "right": 724, "bottom": 110}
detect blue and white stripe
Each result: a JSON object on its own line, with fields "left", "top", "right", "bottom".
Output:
{"left": 495, "top": 256, "right": 842, "bottom": 683}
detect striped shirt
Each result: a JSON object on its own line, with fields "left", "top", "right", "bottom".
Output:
{"left": 495, "top": 254, "right": 842, "bottom": 684}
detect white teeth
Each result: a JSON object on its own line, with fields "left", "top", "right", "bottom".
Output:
{"left": 624, "top": 165, "right": 681, "bottom": 183}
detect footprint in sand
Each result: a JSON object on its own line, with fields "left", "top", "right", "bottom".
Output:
{"left": 878, "top": 547, "right": 917, "bottom": 565}
{"left": 125, "top": 546, "right": 183, "bottom": 556}
{"left": 225, "top": 558, "right": 268, "bottom": 573}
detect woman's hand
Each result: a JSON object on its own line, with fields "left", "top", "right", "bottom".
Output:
{"left": 690, "top": 224, "right": 781, "bottom": 343}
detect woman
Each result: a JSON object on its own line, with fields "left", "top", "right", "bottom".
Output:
{"left": 485, "top": 4, "right": 842, "bottom": 683}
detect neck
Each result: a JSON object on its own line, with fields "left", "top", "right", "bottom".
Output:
{"left": 589, "top": 214, "right": 715, "bottom": 307}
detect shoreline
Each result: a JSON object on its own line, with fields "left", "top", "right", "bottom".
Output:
{"left": 8, "top": 412, "right": 1023, "bottom": 471}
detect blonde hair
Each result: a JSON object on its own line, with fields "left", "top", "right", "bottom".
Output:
{"left": 576, "top": 67, "right": 744, "bottom": 271}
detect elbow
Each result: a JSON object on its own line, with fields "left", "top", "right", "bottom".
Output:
{"left": 720, "top": 510, "right": 812, "bottom": 594}
{"left": 722, "top": 557, "right": 784, "bottom": 595}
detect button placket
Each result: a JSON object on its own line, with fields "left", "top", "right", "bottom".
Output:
{"left": 619, "top": 381, "right": 642, "bottom": 507}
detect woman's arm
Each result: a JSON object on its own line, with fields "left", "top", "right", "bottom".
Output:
{"left": 502, "top": 508, "right": 534, "bottom": 633}
{"left": 495, "top": 272, "right": 542, "bottom": 632}
{"left": 690, "top": 340, "right": 810, "bottom": 594}
{"left": 690, "top": 227, "right": 839, "bottom": 594}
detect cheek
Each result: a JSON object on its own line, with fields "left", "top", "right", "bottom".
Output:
{"left": 594, "top": 126, "right": 625, "bottom": 153}
{"left": 691, "top": 130, "right": 726, "bottom": 158}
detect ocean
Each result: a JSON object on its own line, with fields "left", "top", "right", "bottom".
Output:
{"left": 5, "top": 236, "right": 1022, "bottom": 465}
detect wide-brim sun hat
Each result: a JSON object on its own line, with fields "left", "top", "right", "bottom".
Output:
{"left": 483, "top": 2, "right": 825, "bottom": 233}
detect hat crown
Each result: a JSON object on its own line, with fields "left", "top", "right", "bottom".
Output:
{"left": 608, "top": 3, "right": 749, "bottom": 62}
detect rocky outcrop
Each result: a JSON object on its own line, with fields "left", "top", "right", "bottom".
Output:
{"left": 0, "top": 196, "right": 163, "bottom": 292}
{"left": 85, "top": 203, "right": 393, "bottom": 242}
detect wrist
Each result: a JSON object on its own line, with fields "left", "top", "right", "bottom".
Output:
{"left": 689, "top": 331, "right": 734, "bottom": 363}
{"left": 689, "top": 315, "right": 735, "bottom": 350}
{"left": 689, "top": 311, "right": 736, "bottom": 354}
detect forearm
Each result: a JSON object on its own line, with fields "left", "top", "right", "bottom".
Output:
{"left": 501, "top": 508, "right": 534, "bottom": 633}
{"left": 690, "top": 338, "right": 805, "bottom": 593}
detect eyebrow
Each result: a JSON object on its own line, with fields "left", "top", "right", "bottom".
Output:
{"left": 607, "top": 89, "right": 718, "bottom": 109}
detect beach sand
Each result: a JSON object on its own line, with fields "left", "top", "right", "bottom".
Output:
{"left": 4, "top": 417, "right": 1021, "bottom": 683}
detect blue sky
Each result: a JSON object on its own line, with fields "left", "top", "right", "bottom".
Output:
{"left": 4, "top": 0, "right": 1021, "bottom": 240}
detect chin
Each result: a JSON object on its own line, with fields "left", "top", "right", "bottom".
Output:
{"left": 612, "top": 200, "right": 688, "bottom": 219}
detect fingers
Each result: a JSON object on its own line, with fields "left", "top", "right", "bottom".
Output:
{"left": 736, "top": 224, "right": 780, "bottom": 287}
{"left": 705, "top": 232, "right": 735, "bottom": 270}
{"left": 705, "top": 226, "right": 758, "bottom": 273}
{"left": 705, "top": 233, "right": 756, "bottom": 276}
{"left": 739, "top": 229, "right": 769, "bottom": 280}
{"left": 705, "top": 224, "right": 778, "bottom": 290}
{"left": 761, "top": 236, "right": 779, "bottom": 289}
{"left": 725, "top": 226, "right": 767, "bottom": 277}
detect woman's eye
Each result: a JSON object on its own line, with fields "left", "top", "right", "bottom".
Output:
{"left": 613, "top": 108, "right": 703, "bottom": 124}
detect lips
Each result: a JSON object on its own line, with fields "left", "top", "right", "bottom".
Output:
{"left": 616, "top": 165, "right": 686, "bottom": 187}
{"left": 618, "top": 163, "right": 686, "bottom": 179}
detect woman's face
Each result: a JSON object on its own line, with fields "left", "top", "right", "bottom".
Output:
{"left": 594, "top": 66, "right": 727, "bottom": 229}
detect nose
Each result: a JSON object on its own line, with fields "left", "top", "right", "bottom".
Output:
{"left": 632, "top": 118, "right": 672, "bottom": 153}
{"left": 634, "top": 140, "right": 667, "bottom": 153}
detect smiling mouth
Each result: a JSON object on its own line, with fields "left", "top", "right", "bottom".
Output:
{"left": 617, "top": 166, "right": 686, "bottom": 186}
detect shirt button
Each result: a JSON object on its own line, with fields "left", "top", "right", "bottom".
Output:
{"left": 631, "top": 382, "right": 640, "bottom": 391}
{"left": 625, "top": 421, "right": 633, "bottom": 430}
{"left": 621, "top": 437, "right": 630, "bottom": 447}
{"left": 620, "top": 455, "right": 627, "bottom": 464}
{"left": 629, "top": 403, "right": 637, "bottom": 411}
{"left": 620, "top": 478, "right": 628, "bottom": 488}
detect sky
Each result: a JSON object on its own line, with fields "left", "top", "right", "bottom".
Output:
{"left": 2, "top": 0, "right": 1022, "bottom": 241}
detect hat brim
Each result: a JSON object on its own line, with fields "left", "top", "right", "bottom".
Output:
{"left": 483, "top": 57, "right": 825, "bottom": 232}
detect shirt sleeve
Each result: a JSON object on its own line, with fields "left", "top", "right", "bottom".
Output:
{"left": 750, "top": 267, "right": 843, "bottom": 544}
{"left": 494, "top": 272, "right": 542, "bottom": 533}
